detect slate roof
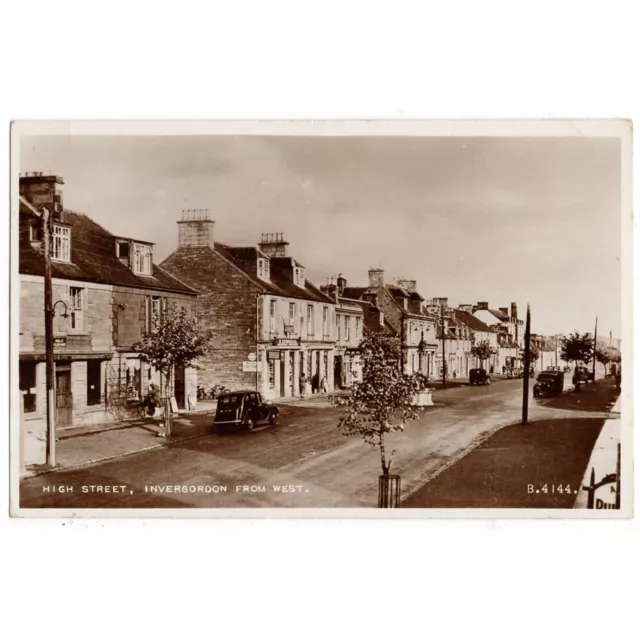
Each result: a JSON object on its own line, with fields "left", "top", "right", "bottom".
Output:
{"left": 19, "top": 211, "right": 197, "bottom": 294}
{"left": 488, "top": 308, "right": 510, "bottom": 321}
{"left": 212, "top": 244, "right": 333, "bottom": 304}
{"left": 454, "top": 309, "right": 494, "bottom": 333}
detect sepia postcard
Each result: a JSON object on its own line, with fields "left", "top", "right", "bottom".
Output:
{"left": 9, "top": 120, "right": 633, "bottom": 518}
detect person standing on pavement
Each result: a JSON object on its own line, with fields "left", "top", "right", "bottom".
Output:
{"left": 299, "top": 372, "right": 307, "bottom": 398}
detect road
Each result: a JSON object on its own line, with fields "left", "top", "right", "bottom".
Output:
{"left": 19, "top": 375, "right": 602, "bottom": 509}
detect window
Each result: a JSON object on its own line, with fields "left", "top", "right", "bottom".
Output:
{"left": 69, "top": 287, "right": 84, "bottom": 330}
{"left": 87, "top": 360, "right": 102, "bottom": 406}
{"left": 345, "top": 315, "right": 350, "bottom": 342}
{"left": 355, "top": 317, "right": 361, "bottom": 341}
{"left": 116, "top": 240, "right": 130, "bottom": 259}
{"left": 19, "top": 361, "right": 37, "bottom": 413}
{"left": 258, "top": 258, "right": 270, "bottom": 281}
{"left": 337, "top": 314, "right": 341, "bottom": 341}
{"left": 307, "top": 305, "right": 314, "bottom": 336}
{"left": 52, "top": 225, "right": 70, "bottom": 262}
{"left": 289, "top": 302, "right": 296, "bottom": 324}
{"left": 151, "top": 296, "right": 161, "bottom": 331}
{"left": 133, "top": 243, "right": 152, "bottom": 275}
{"left": 268, "top": 360, "right": 275, "bottom": 388}
{"left": 294, "top": 267, "right": 305, "bottom": 287}
{"left": 323, "top": 307, "right": 329, "bottom": 336}
{"left": 270, "top": 300, "right": 277, "bottom": 333}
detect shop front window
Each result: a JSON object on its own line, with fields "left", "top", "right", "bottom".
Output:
{"left": 19, "top": 361, "right": 37, "bottom": 413}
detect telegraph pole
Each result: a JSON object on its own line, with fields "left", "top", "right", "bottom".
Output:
{"left": 20, "top": 196, "right": 56, "bottom": 466}
{"left": 591, "top": 316, "right": 598, "bottom": 383}
{"left": 441, "top": 303, "right": 446, "bottom": 386}
{"left": 522, "top": 304, "right": 531, "bottom": 425}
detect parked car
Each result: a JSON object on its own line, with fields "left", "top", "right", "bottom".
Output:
{"left": 533, "top": 371, "right": 564, "bottom": 397}
{"left": 572, "top": 366, "right": 590, "bottom": 385}
{"left": 469, "top": 368, "right": 491, "bottom": 385}
{"left": 563, "top": 366, "right": 571, "bottom": 373}
{"left": 508, "top": 367, "right": 524, "bottom": 378}
{"left": 213, "top": 391, "right": 279, "bottom": 431}
{"left": 546, "top": 365, "right": 561, "bottom": 372}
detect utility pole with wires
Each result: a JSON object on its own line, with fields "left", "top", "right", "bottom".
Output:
{"left": 19, "top": 195, "right": 56, "bottom": 466}
{"left": 522, "top": 304, "right": 531, "bottom": 425}
{"left": 591, "top": 317, "right": 598, "bottom": 383}
{"left": 441, "top": 303, "right": 446, "bottom": 387}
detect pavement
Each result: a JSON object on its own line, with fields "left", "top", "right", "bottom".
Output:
{"left": 18, "top": 374, "right": 617, "bottom": 509}
{"left": 402, "top": 377, "right": 621, "bottom": 509}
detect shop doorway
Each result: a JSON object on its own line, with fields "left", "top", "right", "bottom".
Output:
{"left": 55, "top": 362, "right": 73, "bottom": 428}
{"left": 334, "top": 355, "right": 343, "bottom": 389}
{"left": 174, "top": 365, "right": 186, "bottom": 409}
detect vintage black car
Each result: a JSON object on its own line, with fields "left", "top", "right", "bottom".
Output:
{"left": 572, "top": 366, "right": 590, "bottom": 386}
{"left": 469, "top": 368, "right": 491, "bottom": 385}
{"left": 533, "top": 371, "right": 564, "bottom": 397}
{"left": 213, "top": 391, "right": 279, "bottom": 431}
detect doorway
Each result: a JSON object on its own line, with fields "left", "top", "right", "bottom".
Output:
{"left": 174, "top": 365, "right": 186, "bottom": 409}
{"left": 334, "top": 355, "right": 343, "bottom": 389}
{"left": 55, "top": 362, "right": 73, "bottom": 428}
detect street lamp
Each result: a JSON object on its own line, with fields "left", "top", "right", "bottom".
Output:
{"left": 52, "top": 300, "right": 70, "bottom": 319}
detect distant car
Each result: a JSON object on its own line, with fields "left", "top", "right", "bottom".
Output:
{"left": 572, "top": 366, "right": 590, "bottom": 385}
{"left": 469, "top": 368, "right": 491, "bottom": 385}
{"left": 563, "top": 366, "right": 571, "bottom": 373}
{"left": 546, "top": 366, "right": 561, "bottom": 372}
{"left": 533, "top": 371, "right": 564, "bottom": 397}
{"left": 213, "top": 391, "right": 279, "bottom": 431}
{"left": 507, "top": 367, "right": 523, "bottom": 378}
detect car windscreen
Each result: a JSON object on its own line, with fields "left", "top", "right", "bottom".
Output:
{"left": 537, "top": 374, "right": 557, "bottom": 381}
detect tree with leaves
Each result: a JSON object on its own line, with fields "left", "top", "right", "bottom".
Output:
{"left": 333, "top": 330, "right": 425, "bottom": 479}
{"left": 132, "top": 304, "right": 211, "bottom": 436}
{"left": 471, "top": 339, "right": 494, "bottom": 368}
{"left": 560, "top": 332, "right": 593, "bottom": 392}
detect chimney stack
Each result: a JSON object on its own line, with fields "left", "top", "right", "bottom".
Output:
{"left": 258, "top": 232, "right": 289, "bottom": 258}
{"left": 19, "top": 173, "right": 65, "bottom": 218}
{"left": 178, "top": 209, "right": 215, "bottom": 249}
{"left": 477, "top": 301, "right": 489, "bottom": 311}
{"left": 458, "top": 304, "right": 473, "bottom": 313}
{"left": 396, "top": 278, "right": 417, "bottom": 293}
{"left": 336, "top": 273, "right": 347, "bottom": 296}
{"left": 510, "top": 302, "right": 518, "bottom": 319}
{"left": 368, "top": 267, "right": 385, "bottom": 288}
{"left": 499, "top": 307, "right": 509, "bottom": 316}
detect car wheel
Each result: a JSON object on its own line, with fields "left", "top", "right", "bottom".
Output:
{"left": 245, "top": 417, "right": 255, "bottom": 431}
{"left": 268, "top": 410, "right": 278, "bottom": 425}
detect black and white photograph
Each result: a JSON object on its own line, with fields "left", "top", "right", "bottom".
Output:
{"left": 9, "top": 120, "right": 632, "bottom": 516}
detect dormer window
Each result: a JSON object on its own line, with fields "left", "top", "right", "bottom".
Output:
{"left": 51, "top": 224, "right": 71, "bottom": 262}
{"left": 257, "top": 258, "right": 270, "bottom": 282}
{"left": 133, "top": 243, "right": 152, "bottom": 275}
{"left": 294, "top": 266, "right": 305, "bottom": 287}
{"left": 116, "top": 240, "right": 130, "bottom": 260}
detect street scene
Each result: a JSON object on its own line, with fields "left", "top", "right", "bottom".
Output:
{"left": 12, "top": 125, "right": 627, "bottom": 513}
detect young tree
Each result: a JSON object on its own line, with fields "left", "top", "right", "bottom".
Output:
{"left": 132, "top": 304, "right": 211, "bottom": 436}
{"left": 528, "top": 341, "right": 541, "bottom": 364}
{"left": 471, "top": 339, "right": 493, "bottom": 368}
{"left": 560, "top": 332, "right": 593, "bottom": 392}
{"left": 333, "top": 330, "right": 425, "bottom": 480}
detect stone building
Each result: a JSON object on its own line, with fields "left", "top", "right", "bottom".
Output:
{"left": 423, "top": 298, "right": 473, "bottom": 379}
{"left": 18, "top": 174, "right": 198, "bottom": 467}
{"left": 161, "top": 217, "right": 337, "bottom": 400}
{"left": 319, "top": 274, "right": 365, "bottom": 389}
{"left": 342, "top": 269, "right": 438, "bottom": 376}
{"left": 472, "top": 301, "right": 524, "bottom": 371}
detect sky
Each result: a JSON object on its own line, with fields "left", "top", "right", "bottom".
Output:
{"left": 19, "top": 134, "right": 622, "bottom": 338}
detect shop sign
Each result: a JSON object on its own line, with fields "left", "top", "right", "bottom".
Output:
{"left": 243, "top": 361, "right": 263, "bottom": 372}
{"left": 283, "top": 324, "right": 295, "bottom": 336}
{"left": 268, "top": 351, "right": 281, "bottom": 361}
{"left": 273, "top": 338, "right": 299, "bottom": 347}
{"left": 53, "top": 336, "right": 67, "bottom": 348}
{"left": 247, "top": 353, "right": 257, "bottom": 362}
